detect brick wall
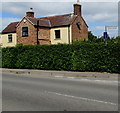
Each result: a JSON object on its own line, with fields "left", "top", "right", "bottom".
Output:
{"left": 71, "top": 16, "right": 88, "bottom": 42}
{"left": 17, "top": 18, "right": 37, "bottom": 45}
{"left": 17, "top": 16, "right": 88, "bottom": 45}
{"left": 17, "top": 18, "right": 51, "bottom": 45}
{"left": 38, "top": 27, "right": 51, "bottom": 45}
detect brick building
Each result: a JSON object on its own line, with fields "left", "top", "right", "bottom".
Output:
{"left": 1, "top": 0, "right": 88, "bottom": 47}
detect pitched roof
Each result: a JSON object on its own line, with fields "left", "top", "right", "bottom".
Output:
{"left": 81, "top": 16, "right": 88, "bottom": 27}
{"left": 27, "top": 17, "right": 51, "bottom": 27}
{"left": 39, "top": 14, "right": 77, "bottom": 27}
{"left": 2, "top": 22, "right": 19, "bottom": 34}
{"left": 2, "top": 13, "right": 88, "bottom": 34}
{"left": 27, "top": 13, "right": 77, "bottom": 28}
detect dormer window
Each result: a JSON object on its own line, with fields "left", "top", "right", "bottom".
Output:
{"left": 22, "top": 27, "right": 28, "bottom": 37}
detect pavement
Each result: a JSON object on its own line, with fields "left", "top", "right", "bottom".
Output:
{"left": 2, "top": 71, "right": 118, "bottom": 111}
{"left": 2, "top": 68, "right": 119, "bottom": 79}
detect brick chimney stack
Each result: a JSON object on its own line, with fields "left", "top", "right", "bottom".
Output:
{"left": 26, "top": 8, "right": 34, "bottom": 18}
{"left": 74, "top": 0, "right": 82, "bottom": 16}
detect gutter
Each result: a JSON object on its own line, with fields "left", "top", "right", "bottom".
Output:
{"left": 68, "top": 25, "right": 70, "bottom": 44}
{"left": 37, "top": 20, "right": 39, "bottom": 45}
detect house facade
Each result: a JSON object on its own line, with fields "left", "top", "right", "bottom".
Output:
{"left": 1, "top": 22, "right": 19, "bottom": 47}
{"left": 0, "top": 34, "right": 2, "bottom": 47}
{"left": 1, "top": 1, "right": 88, "bottom": 47}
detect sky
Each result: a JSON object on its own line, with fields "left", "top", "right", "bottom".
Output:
{"left": 0, "top": 0, "right": 119, "bottom": 38}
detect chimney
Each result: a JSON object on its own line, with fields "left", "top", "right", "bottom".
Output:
{"left": 74, "top": 0, "right": 82, "bottom": 16}
{"left": 26, "top": 8, "right": 34, "bottom": 18}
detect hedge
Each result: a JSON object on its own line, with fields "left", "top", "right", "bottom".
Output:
{"left": 2, "top": 41, "right": 120, "bottom": 73}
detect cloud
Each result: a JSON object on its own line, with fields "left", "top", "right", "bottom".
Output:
{"left": 1, "top": 2, "right": 119, "bottom": 37}
{"left": 89, "top": 26, "right": 118, "bottom": 37}
{"left": 2, "top": 0, "right": 120, "bottom": 2}
{"left": 84, "top": 13, "right": 117, "bottom": 24}
{"left": 89, "top": 26, "right": 105, "bottom": 37}
{"left": 82, "top": 2, "right": 118, "bottom": 24}
{"left": 90, "top": 26, "right": 105, "bottom": 31}
{"left": 1, "top": 17, "right": 20, "bottom": 30}
{"left": 2, "top": 2, "right": 73, "bottom": 18}
{"left": 2, "top": 2, "right": 118, "bottom": 24}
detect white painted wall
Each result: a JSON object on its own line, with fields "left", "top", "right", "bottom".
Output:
{"left": 0, "top": 34, "right": 2, "bottom": 47}
{"left": 1, "top": 33, "right": 17, "bottom": 48}
{"left": 50, "top": 26, "right": 72, "bottom": 44}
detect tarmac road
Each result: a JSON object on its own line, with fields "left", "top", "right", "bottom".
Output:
{"left": 2, "top": 72, "right": 118, "bottom": 111}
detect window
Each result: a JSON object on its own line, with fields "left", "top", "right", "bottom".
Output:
{"left": 55, "top": 30, "right": 60, "bottom": 39}
{"left": 22, "top": 27, "right": 28, "bottom": 37}
{"left": 8, "top": 34, "right": 12, "bottom": 43}
{"left": 76, "top": 22, "right": 81, "bottom": 30}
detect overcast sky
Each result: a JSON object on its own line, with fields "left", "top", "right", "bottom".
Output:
{"left": 0, "top": 0, "right": 119, "bottom": 37}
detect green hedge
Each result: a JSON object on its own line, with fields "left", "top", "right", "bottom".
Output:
{"left": 2, "top": 41, "right": 120, "bottom": 73}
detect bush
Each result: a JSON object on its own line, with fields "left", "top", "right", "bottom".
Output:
{"left": 2, "top": 41, "right": 120, "bottom": 74}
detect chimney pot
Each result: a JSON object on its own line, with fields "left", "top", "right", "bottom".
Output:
{"left": 26, "top": 8, "right": 34, "bottom": 18}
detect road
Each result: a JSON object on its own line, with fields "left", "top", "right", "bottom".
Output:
{"left": 2, "top": 73, "right": 118, "bottom": 111}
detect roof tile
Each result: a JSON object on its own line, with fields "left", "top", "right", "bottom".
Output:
{"left": 2, "top": 22, "right": 19, "bottom": 34}
{"left": 39, "top": 14, "right": 76, "bottom": 27}
{"left": 2, "top": 13, "right": 87, "bottom": 33}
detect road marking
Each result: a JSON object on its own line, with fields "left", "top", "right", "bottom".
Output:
{"left": 55, "top": 76, "right": 75, "bottom": 79}
{"left": 67, "top": 77, "right": 75, "bottom": 79}
{"left": 54, "top": 76, "right": 64, "bottom": 78}
{"left": 80, "top": 79, "right": 118, "bottom": 83}
{"left": 47, "top": 91, "right": 117, "bottom": 106}
{"left": 54, "top": 76, "right": 118, "bottom": 84}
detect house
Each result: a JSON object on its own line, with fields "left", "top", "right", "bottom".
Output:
{"left": 0, "top": 37, "right": 1, "bottom": 46}
{"left": 1, "top": 22, "right": 19, "bottom": 47}
{"left": 1, "top": 0, "right": 88, "bottom": 47}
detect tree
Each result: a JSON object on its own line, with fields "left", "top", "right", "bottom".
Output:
{"left": 88, "top": 31, "right": 97, "bottom": 42}
{"left": 115, "top": 36, "right": 120, "bottom": 42}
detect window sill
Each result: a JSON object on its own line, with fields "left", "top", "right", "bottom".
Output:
{"left": 22, "top": 35, "right": 28, "bottom": 37}
{"left": 54, "top": 38, "right": 61, "bottom": 40}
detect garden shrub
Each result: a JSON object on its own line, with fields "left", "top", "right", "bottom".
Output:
{"left": 2, "top": 41, "right": 120, "bottom": 73}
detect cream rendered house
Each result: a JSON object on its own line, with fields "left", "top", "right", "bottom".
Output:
{"left": 0, "top": 34, "right": 2, "bottom": 47}
{"left": 2, "top": 0, "right": 88, "bottom": 47}
{"left": 50, "top": 26, "right": 72, "bottom": 44}
{"left": 1, "top": 22, "right": 19, "bottom": 48}
{"left": 1, "top": 33, "right": 17, "bottom": 48}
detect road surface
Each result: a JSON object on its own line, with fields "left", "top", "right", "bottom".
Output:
{"left": 2, "top": 73, "right": 118, "bottom": 111}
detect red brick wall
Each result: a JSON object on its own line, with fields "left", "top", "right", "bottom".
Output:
{"left": 26, "top": 12, "right": 34, "bottom": 18}
{"left": 74, "top": 4, "right": 82, "bottom": 16}
{"left": 17, "top": 18, "right": 37, "bottom": 45}
{"left": 71, "top": 16, "right": 88, "bottom": 42}
{"left": 38, "top": 27, "right": 51, "bottom": 45}
{"left": 17, "top": 17, "right": 51, "bottom": 45}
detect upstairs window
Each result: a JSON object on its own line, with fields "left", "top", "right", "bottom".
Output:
{"left": 76, "top": 22, "right": 81, "bottom": 30}
{"left": 8, "top": 34, "right": 12, "bottom": 43}
{"left": 55, "top": 30, "right": 60, "bottom": 39}
{"left": 22, "top": 27, "right": 28, "bottom": 37}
